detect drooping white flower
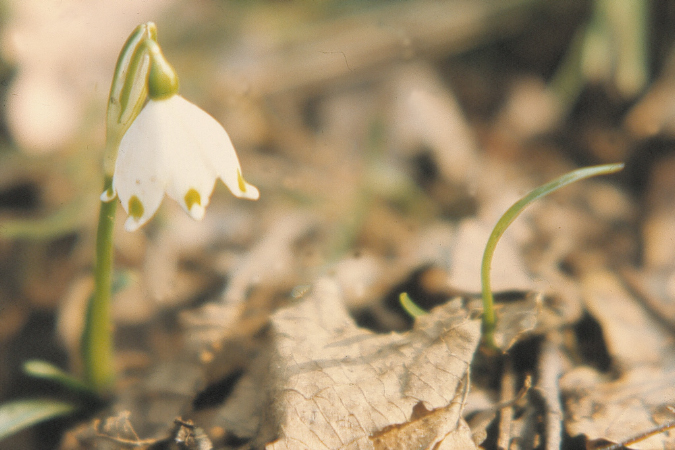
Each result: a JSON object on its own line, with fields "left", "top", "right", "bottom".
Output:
{"left": 102, "top": 32, "right": 258, "bottom": 232}
{"left": 103, "top": 95, "right": 259, "bottom": 231}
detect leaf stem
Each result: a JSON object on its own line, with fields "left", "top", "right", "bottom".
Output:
{"left": 480, "top": 163, "right": 624, "bottom": 349}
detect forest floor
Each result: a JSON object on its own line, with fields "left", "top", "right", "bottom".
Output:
{"left": 2, "top": 1, "right": 675, "bottom": 449}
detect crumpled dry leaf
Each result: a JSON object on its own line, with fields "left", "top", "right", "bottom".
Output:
{"left": 263, "top": 278, "right": 481, "bottom": 450}
{"left": 490, "top": 292, "right": 541, "bottom": 351}
{"left": 370, "top": 401, "right": 476, "bottom": 450}
{"left": 561, "top": 366, "right": 675, "bottom": 449}
{"left": 581, "top": 270, "right": 671, "bottom": 369}
{"left": 562, "top": 270, "right": 675, "bottom": 448}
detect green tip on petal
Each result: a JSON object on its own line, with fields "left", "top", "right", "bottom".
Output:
{"left": 184, "top": 188, "right": 201, "bottom": 211}
{"left": 237, "top": 170, "right": 247, "bottom": 193}
{"left": 100, "top": 187, "right": 116, "bottom": 202}
{"left": 128, "top": 195, "right": 144, "bottom": 220}
{"left": 184, "top": 188, "right": 205, "bottom": 220}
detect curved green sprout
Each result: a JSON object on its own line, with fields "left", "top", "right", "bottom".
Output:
{"left": 480, "top": 163, "right": 624, "bottom": 349}
{"left": 399, "top": 292, "right": 428, "bottom": 318}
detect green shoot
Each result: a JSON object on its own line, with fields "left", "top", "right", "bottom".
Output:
{"left": 399, "top": 292, "right": 428, "bottom": 318}
{"left": 0, "top": 399, "right": 76, "bottom": 443}
{"left": 23, "top": 361, "right": 96, "bottom": 398}
{"left": 481, "top": 163, "right": 624, "bottom": 349}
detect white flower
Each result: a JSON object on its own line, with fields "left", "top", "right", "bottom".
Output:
{"left": 102, "top": 95, "right": 259, "bottom": 231}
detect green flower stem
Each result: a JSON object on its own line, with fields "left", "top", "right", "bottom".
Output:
{"left": 81, "top": 175, "right": 117, "bottom": 393}
{"left": 80, "top": 23, "right": 158, "bottom": 392}
{"left": 480, "top": 163, "right": 624, "bottom": 349}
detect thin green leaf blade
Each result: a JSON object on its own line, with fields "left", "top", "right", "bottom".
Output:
{"left": 23, "top": 360, "right": 95, "bottom": 396}
{"left": 0, "top": 399, "right": 76, "bottom": 442}
{"left": 480, "top": 163, "right": 624, "bottom": 348}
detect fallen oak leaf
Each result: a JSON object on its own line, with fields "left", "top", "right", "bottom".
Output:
{"left": 264, "top": 278, "right": 481, "bottom": 450}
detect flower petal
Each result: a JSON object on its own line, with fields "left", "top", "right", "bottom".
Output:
{"left": 155, "top": 96, "right": 219, "bottom": 219}
{"left": 172, "top": 96, "right": 260, "bottom": 200}
{"left": 112, "top": 94, "right": 259, "bottom": 231}
{"left": 114, "top": 99, "right": 170, "bottom": 231}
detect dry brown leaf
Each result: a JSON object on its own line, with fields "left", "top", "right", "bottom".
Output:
{"left": 581, "top": 270, "right": 673, "bottom": 369}
{"left": 264, "top": 278, "right": 481, "bottom": 450}
{"left": 561, "top": 366, "right": 675, "bottom": 449}
{"left": 370, "top": 401, "right": 475, "bottom": 450}
{"left": 491, "top": 292, "right": 541, "bottom": 351}
{"left": 558, "top": 268, "right": 675, "bottom": 448}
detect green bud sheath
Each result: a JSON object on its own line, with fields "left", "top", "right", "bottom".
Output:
{"left": 144, "top": 40, "right": 179, "bottom": 100}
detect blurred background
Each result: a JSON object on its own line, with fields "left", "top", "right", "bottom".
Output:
{"left": 1, "top": 1, "right": 675, "bottom": 448}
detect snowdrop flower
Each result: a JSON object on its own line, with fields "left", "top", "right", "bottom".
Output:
{"left": 102, "top": 36, "right": 259, "bottom": 231}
